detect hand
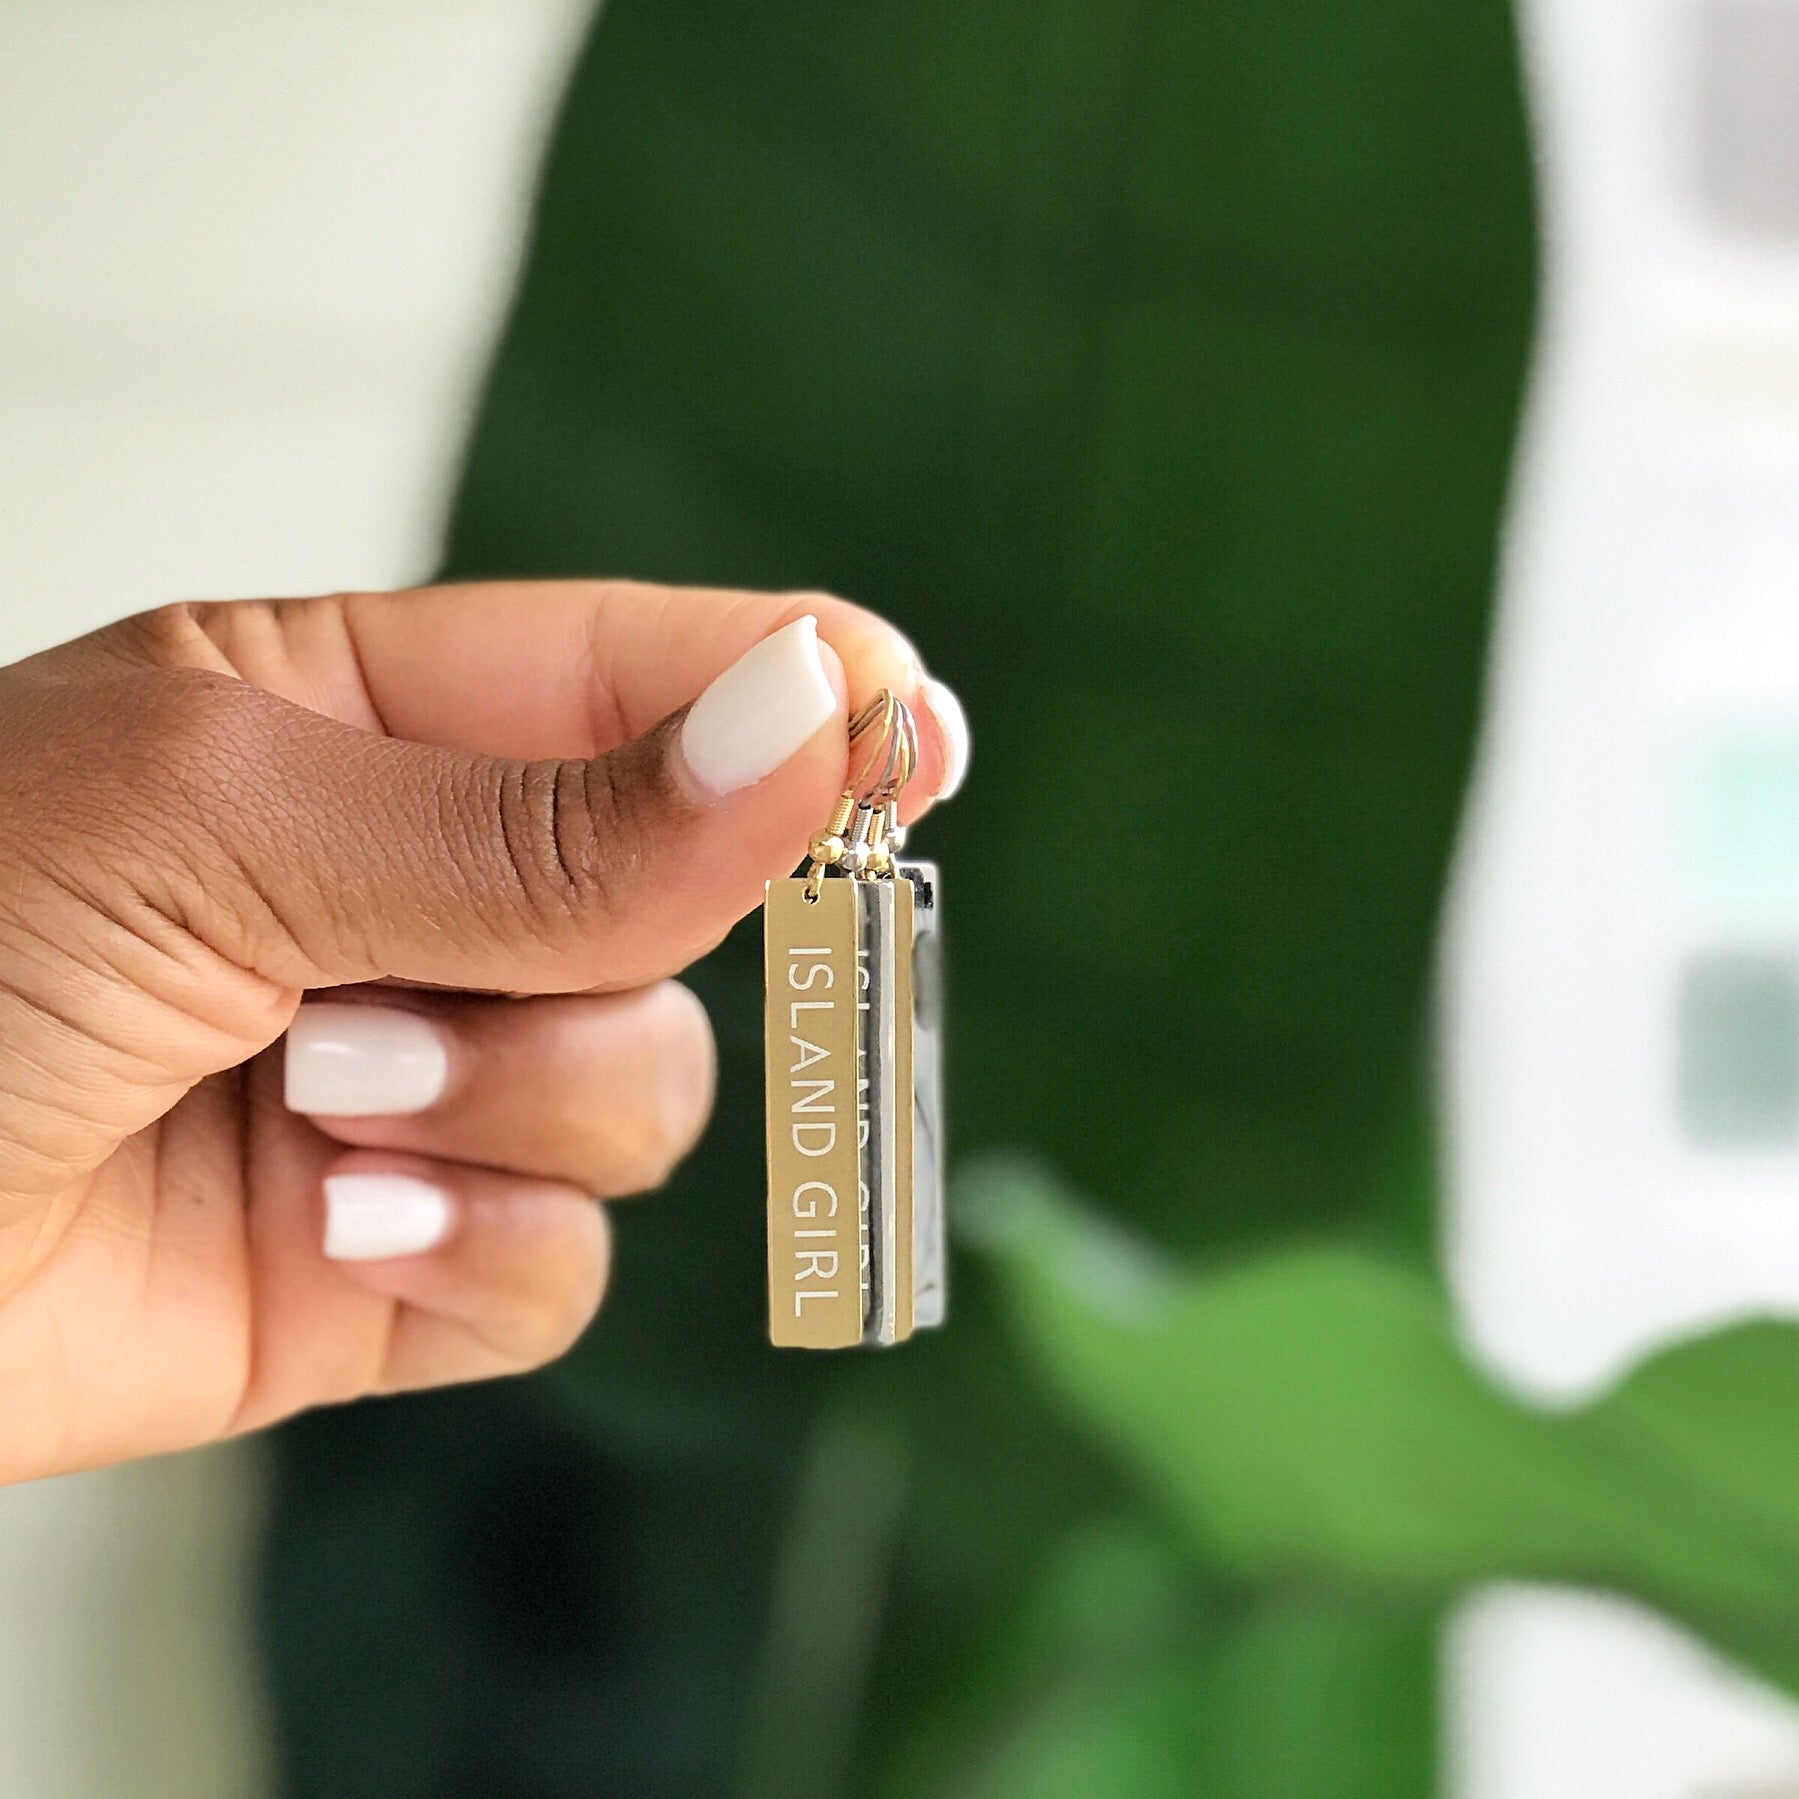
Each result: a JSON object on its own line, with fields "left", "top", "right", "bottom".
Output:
{"left": 0, "top": 581, "right": 968, "bottom": 1486}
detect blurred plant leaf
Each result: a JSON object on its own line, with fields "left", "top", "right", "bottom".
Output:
{"left": 966, "top": 1156, "right": 1799, "bottom": 1694}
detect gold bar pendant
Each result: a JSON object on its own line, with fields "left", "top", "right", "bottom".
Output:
{"left": 764, "top": 685, "right": 950, "bottom": 1349}
{"left": 765, "top": 877, "right": 865, "bottom": 1349}
{"left": 765, "top": 866, "right": 945, "bottom": 1350}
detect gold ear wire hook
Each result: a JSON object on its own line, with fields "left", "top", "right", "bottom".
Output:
{"left": 846, "top": 692, "right": 901, "bottom": 793}
{"left": 803, "top": 690, "right": 918, "bottom": 898}
{"left": 862, "top": 701, "right": 915, "bottom": 875}
{"left": 860, "top": 695, "right": 916, "bottom": 806}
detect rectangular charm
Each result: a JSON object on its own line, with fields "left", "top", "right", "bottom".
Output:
{"left": 765, "top": 877, "right": 865, "bottom": 1348}
{"left": 903, "top": 862, "right": 947, "bottom": 1329}
{"left": 890, "top": 873, "right": 917, "bottom": 1342}
{"left": 858, "top": 877, "right": 912, "bottom": 1346}
{"left": 765, "top": 857, "right": 945, "bottom": 1347}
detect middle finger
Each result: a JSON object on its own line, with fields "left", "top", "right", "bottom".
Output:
{"left": 282, "top": 982, "right": 716, "bottom": 1198}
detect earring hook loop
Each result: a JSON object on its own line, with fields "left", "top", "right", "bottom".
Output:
{"left": 801, "top": 689, "right": 918, "bottom": 899}
{"left": 846, "top": 690, "right": 917, "bottom": 806}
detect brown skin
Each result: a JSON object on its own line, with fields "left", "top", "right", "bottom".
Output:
{"left": 0, "top": 581, "right": 950, "bottom": 1486}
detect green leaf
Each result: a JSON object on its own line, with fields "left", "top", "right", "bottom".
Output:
{"left": 967, "top": 1157, "right": 1799, "bottom": 1678}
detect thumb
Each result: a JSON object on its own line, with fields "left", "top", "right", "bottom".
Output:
{"left": 176, "top": 615, "right": 849, "bottom": 994}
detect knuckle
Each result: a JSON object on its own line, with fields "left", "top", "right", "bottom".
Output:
{"left": 652, "top": 983, "right": 717, "bottom": 1168}
{"left": 457, "top": 757, "right": 586, "bottom": 940}
{"left": 589, "top": 986, "right": 715, "bottom": 1196}
{"left": 499, "top": 1208, "right": 611, "bottom": 1368}
{"left": 92, "top": 601, "right": 218, "bottom": 672}
{"left": 482, "top": 758, "right": 571, "bottom": 920}
{"left": 628, "top": 1115, "right": 700, "bottom": 1197}
{"left": 569, "top": 740, "right": 669, "bottom": 896}
{"left": 478, "top": 744, "right": 668, "bottom": 940}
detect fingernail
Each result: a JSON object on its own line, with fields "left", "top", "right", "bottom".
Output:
{"left": 323, "top": 1173, "right": 453, "bottom": 1261}
{"left": 921, "top": 675, "right": 971, "bottom": 800}
{"left": 677, "top": 615, "right": 839, "bottom": 797}
{"left": 284, "top": 1003, "right": 450, "bottom": 1117}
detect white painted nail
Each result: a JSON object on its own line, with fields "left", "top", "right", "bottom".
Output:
{"left": 677, "top": 615, "right": 839, "bottom": 797}
{"left": 322, "top": 1173, "right": 453, "bottom": 1261}
{"left": 921, "top": 675, "right": 971, "bottom": 800}
{"left": 284, "top": 1004, "right": 450, "bottom": 1118}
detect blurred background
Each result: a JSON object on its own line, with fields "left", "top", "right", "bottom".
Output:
{"left": 6, "top": 1, "right": 1799, "bottom": 1795}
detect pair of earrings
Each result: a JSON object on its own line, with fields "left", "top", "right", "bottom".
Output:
{"left": 763, "top": 692, "right": 945, "bottom": 1348}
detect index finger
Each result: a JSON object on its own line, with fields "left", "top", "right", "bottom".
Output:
{"left": 199, "top": 579, "right": 958, "bottom": 819}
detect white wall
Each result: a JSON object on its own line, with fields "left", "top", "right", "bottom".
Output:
{"left": 1450, "top": 1585, "right": 1799, "bottom": 1799}
{"left": 0, "top": 0, "right": 589, "bottom": 644}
